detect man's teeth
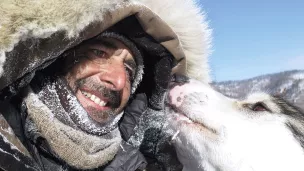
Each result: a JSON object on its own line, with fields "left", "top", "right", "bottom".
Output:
{"left": 90, "top": 95, "right": 96, "bottom": 101}
{"left": 82, "top": 91, "right": 107, "bottom": 107}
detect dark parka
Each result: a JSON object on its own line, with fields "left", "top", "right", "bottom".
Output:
{"left": 0, "top": 0, "right": 211, "bottom": 170}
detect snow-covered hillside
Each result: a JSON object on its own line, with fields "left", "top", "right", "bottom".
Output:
{"left": 212, "top": 70, "right": 304, "bottom": 110}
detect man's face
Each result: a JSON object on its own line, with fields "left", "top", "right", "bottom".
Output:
{"left": 65, "top": 38, "right": 136, "bottom": 124}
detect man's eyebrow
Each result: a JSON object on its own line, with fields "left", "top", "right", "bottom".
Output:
{"left": 89, "top": 39, "right": 118, "bottom": 49}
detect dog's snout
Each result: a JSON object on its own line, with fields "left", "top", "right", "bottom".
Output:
{"left": 168, "top": 75, "right": 192, "bottom": 107}
{"left": 168, "top": 84, "right": 186, "bottom": 107}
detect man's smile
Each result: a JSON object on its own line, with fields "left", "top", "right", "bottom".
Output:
{"left": 75, "top": 87, "right": 116, "bottom": 123}
{"left": 79, "top": 88, "right": 109, "bottom": 108}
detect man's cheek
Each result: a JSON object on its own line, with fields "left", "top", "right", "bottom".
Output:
{"left": 120, "top": 95, "right": 130, "bottom": 111}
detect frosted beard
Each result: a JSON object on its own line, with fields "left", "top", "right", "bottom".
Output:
{"left": 61, "top": 76, "right": 124, "bottom": 135}
{"left": 23, "top": 75, "right": 122, "bottom": 169}
{"left": 33, "top": 75, "right": 124, "bottom": 135}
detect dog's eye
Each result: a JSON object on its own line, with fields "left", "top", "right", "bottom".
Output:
{"left": 252, "top": 102, "right": 267, "bottom": 112}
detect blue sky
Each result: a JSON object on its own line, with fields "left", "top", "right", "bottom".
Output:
{"left": 200, "top": 0, "right": 304, "bottom": 81}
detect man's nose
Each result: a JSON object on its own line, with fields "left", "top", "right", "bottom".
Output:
{"left": 99, "top": 50, "right": 128, "bottom": 91}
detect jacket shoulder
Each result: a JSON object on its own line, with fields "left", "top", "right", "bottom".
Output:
{"left": 0, "top": 113, "right": 41, "bottom": 171}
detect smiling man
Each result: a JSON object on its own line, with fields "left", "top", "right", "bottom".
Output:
{"left": 0, "top": 0, "right": 211, "bottom": 171}
{"left": 17, "top": 32, "right": 146, "bottom": 170}
{"left": 65, "top": 36, "right": 137, "bottom": 125}
{"left": 52, "top": 33, "right": 145, "bottom": 137}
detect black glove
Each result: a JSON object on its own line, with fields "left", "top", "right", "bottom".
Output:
{"left": 116, "top": 22, "right": 188, "bottom": 169}
{"left": 119, "top": 54, "right": 173, "bottom": 140}
{"left": 143, "top": 74, "right": 189, "bottom": 171}
{"left": 148, "top": 56, "right": 173, "bottom": 110}
{"left": 170, "top": 73, "right": 190, "bottom": 85}
{"left": 118, "top": 56, "right": 173, "bottom": 171}
{"left": 119, "top": 79, "right": 190, "bottom": 171}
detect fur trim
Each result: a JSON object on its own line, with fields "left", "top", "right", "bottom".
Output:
{"left": 0, "top": 0, "right": 211, "bottom": 83}
{"left": 0, "top": 51, "right": 5, "bottom": 76}
{"left": 132, "top": 0, "right": 212, "bottom": 82}
{"left": 0, "top": 0, "right": 124, "bottom": 50}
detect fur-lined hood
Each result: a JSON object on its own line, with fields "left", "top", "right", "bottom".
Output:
{"left": 0, "top": 0, "right": 211, "bottom": 92}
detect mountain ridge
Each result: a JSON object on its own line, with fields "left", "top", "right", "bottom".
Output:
{"left": 212, "top": 70, "right": 304, "bottom": 110}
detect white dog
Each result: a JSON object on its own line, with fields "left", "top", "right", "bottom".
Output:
{"left": 165, "top": 78, "right": 304, "bottom": 171}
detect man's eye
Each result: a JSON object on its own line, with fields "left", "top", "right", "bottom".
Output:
{"left": 91, "top": 49, "right": 105, "bottom": 57}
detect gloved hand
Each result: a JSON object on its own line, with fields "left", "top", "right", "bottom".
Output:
{"left": 148, "top": 56, "right": 173, "bottom": 110}
{"left": 119, "top": 76, "right": 190, "bottom": 171}
{"left": 118, "top": 55, "right": 173, "bottom": 171}
{"left": 170, "top": 73, "right": 190, "bottom": 85}
{"left": 116, "top": 25, "right": 189, "bottom": 170}
{"left": 144, "top": 74, "right": 190, "bottom": 171}
{"left": 119, "top": 44, "right": 175, "bottom": 140}
{"left": 119, "top": 54, "right": 174, "bottom": 141}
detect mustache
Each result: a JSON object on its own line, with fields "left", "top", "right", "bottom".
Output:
{"left": 75, "top": 78, "right": 121, "bottom": 108}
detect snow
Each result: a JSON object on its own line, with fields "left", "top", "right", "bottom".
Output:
{"left": 251, "top": 78, "right": 270, "bottom": 91}
{"left": 224, "top": 92, "right": 239, "bottom": 97}
{"left": 299, "top": 80, "right": 304, "bottom": 89}
{"left": 0, "top": 132, "right": 21, "bottom": 152}
{"left": 0, "top": 147, "right": 21, "bottom": 162}
{"left": 0, "top": 115, "right": 23, "bottom": 153}
{"left": 278, "top": 80, "right": 293, "bottom": 92}
{"left": 291, "top": 72, "right": 304, "bottom": 80}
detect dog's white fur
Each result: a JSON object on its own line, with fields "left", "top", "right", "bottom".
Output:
{"left": 166, "top": 79, "right": 304, "bottom": 171}
{"left": 0, "top": 0, "right": 211, "bottom": 82}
